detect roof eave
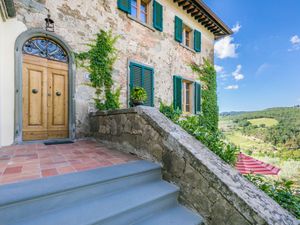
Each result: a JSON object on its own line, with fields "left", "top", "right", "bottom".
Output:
{"left": 195, "top": 0, "right": 233, "bottom": 37}
{"left": 174, "top": 0, "right": 233, "bottom": 38}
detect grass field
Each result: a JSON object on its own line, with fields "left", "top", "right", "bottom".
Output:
{"left": 248, "top": 118, "right": 278, "bottom": 127}
{"left": 225, "top": 131, "right": 276, "bottom": 153}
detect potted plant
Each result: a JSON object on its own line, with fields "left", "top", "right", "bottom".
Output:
{"left": 130, "top": 87, "right": 147, "bottom": 106}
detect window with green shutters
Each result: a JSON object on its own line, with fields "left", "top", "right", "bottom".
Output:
{"left": 173, "top": 76, "right": 201, "bottom": 114}
{"left": 118, "top": 0, "right": 131, "bottom": 13}
{"left": 194, "top": 30, "right": 201, "bottom": 52}
{"left": 174, "top": 16, "right": 183, "bottom": 43}
{"left": 194, "top": 82, "right": 201, "bottom": 114}
{"left": 173, "top": 75, "right": 182, "bottom": 110}
{"left": 129, "top": 62, "right": 154, "bottom": 106}
{"left": 153, "top": 1, "right": 163, "bottom": 31}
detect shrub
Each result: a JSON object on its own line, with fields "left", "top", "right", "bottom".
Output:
{"left": 245, "top": 174, "right": 300, "bottom": 219}
{"left": 159, "top": 102, "right": 238, "bottom": 165}
{"left": 130, "top": 87, "right": 147, "bottom": 103}
{"left": 159, "top": 102, "right": 181, "bottom": 122}
{"left": 178, "top": 116, "right": 238, "bottom": 165}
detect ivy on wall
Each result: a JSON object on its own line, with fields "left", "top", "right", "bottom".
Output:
{"left": 76, "top": 30, "right": 120, "bottom": 110}
{"left": 191, "top": 59, "right": 219, "bottom": 133}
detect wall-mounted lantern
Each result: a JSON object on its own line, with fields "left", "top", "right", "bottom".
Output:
{"left": 45, "top": 14, "right": 54, "bottom": 32}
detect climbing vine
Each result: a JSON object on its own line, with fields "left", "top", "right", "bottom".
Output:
{"left": 76, "top": 30, "right": 120, "bottom": 110}
{"left": 190, "top": 59, "right": 219, "bottom": 133}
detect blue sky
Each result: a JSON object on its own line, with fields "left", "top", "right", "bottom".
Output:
{"left": 204, "top": 0, "right": 300, "bottom": 112}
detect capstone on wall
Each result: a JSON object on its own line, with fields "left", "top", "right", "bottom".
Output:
{"left": 14, "top": 0, "right": 215, "bottom": 136}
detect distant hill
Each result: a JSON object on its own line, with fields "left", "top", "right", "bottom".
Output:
{"left": 220, "top": 106, "right": 300, "bottom": 155}
{"left": 219, "top": 106, "right": 300, "bottom": 188}
{"left": 220, "top": 111, "right": 248, "bottom": 116}
{"left": 220, "top": 105, "right": 300, "bottom": 117}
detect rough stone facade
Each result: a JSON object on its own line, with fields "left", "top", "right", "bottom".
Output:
{"left": 14, "top": 0, "right": 215, "bottom": 137}
{"left": 90, "top": 106, "right": 299, "bottom": 225}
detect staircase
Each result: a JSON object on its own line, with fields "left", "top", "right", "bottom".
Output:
{"left": 0, "top": 160, "right": 203, "bottom": 225}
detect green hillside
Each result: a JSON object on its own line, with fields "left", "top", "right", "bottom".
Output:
{"left": 221, "top": 106, "right": 300, "bottom": 154}
{"left": 220, "top": 106, "right": 300, "bottom": 189}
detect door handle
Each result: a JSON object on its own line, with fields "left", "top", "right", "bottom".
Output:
{"left": 56, "top": 91, "right": 61, "bottom": 96}
{"left": 32, "top": 89, "right": 38, "bottom": 94}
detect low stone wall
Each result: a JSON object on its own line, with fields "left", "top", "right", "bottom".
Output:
{"left": 90, "top": 106, "right": 299, "bottom": 225}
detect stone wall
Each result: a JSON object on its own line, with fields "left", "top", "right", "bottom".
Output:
{"left": 14, "top": 0, "right": 215, "bottom": 137}
{"left": 90, "top": 106, "right": 299, "bottom": 225}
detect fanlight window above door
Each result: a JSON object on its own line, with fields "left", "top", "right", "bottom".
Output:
{"left": 23, "top": 37, "right": 68, "bottom": 62}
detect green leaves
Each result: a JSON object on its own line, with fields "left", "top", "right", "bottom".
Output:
{"left": 159, "top": 102, "right": 238, "bottom": 165}
{"left": 178, "top": 115, "right": 238, "bottom": 165}
{"left": 245, "top": 174, "right": 300, "bottom": 218}
{"left": 159, "top": 102, "right": 181, "bottom": 122}
{"left": 190, "top": 59, "right": 219, "bottom": 133}
{"left": 76, "top": 30, "right": 120, "bottom": 110}
{"left": 130, "top": 87, "right": 148, "bottom": 102}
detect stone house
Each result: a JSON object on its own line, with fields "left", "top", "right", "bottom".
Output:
{"left": 0, "top": 2, "right": 299, "bottom": 224}
{"left": 0, "top": 0, "right": 231, "bottom": 146}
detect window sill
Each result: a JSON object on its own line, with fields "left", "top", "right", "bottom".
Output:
{"left": 127, "top": 14, "right": 156, "bottom": 32}
{"left": 180, "top": 43, "right": 196, "bottom": 53}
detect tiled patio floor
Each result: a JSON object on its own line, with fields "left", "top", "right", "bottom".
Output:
{"left": 0, "top": 140, "right": 138, "bottom": 185}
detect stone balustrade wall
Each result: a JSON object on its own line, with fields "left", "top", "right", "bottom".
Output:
{"left": 90, "top": 106, "right": 299, "bottom": 225}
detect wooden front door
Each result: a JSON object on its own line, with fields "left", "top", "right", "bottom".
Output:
{"left": 22, "top": 54, "right": 69, "bottom": 141}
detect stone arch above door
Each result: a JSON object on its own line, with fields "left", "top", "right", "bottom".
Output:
{"left": 15, "top": 29, "right": 76, "bottom": 143}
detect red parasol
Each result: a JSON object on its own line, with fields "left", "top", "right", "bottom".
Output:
{"left": 235, "top": 153, "right": 280, "bottom": 175}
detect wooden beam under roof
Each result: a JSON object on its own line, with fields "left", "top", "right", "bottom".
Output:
{"left": 187, "top": 6, "right": 197, "bottom": 13}
{"left": 178, "top": 0, "right": 186, "bottom": 7}
{"left": 172, "top": 0, "right": 232, "bottom": 39}
{"left": 183, "top": 3, "right": 192, "bottom": 10}
{"left": 191, "top": 10, "right": 200, "bottom": 16}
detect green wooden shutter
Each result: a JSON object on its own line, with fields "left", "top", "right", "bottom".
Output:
{"left": 174, "top": 16, "right": 183, "bottom": 43}
{"left": 194, "top": 30, "right": 201, "bottom": 52}
{"left": 194, "top": 82, "right": 201, "bottom": 114}
{"left": 130, "top": 62, "right": 154, "bottom": 107}
{"left": 173, "top": 76, "right": 182, "bottom": 110}
{"left": 153, "top": 1, "right": 163, "bottom": 31}
{"left": 143, "top": 68, "right": 154, "bottom": 106}
{"left": 118, "top": 0, "right": 131, "bottom": 14}
{"left": 130, "top": 63, "right": 142, "bottom": 90}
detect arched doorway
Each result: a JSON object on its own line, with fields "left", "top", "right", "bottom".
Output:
{"left": 15, "top": 29, "right": 75, "bottom": 143}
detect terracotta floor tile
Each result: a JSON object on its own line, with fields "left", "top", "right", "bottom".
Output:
{"left": 0, "top": 140, "right": 138, "bottom": 185}
{"left": 3, "top": 166, "right": 22, "bottom": 175}
{"left": 57, "top": 166, "right": 75, "bottom": 174}
{"left": 42, "top": 169, "right": 58, "bottom": 177}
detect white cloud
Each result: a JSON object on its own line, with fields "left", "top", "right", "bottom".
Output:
{"left": 289, "top": 35, "right": 300, "bottom": 51}
{"left": 232, "top": 64, "right": 244, "bottom": 81}
{"left": 291, "top": 35, "right": 300, "bottom": 45}
{"left": 256, "top": 63, "right": 270, "bottom": 75}
{"left": 215, "top": 65, "right": 229, "bottom": 81}
{"left": 225, "top": 85, "right": 239, "bottom": 90}
{"left": 219, "top": 73, "right": 229, "bottom": 80}
{"left": 214, "top": 65, "right": 224, "bottom": 73}
{"left": 215, "top": 36, "right": 239, "bottom": 59}
{"left": 232, "top": 22, "right": 242, "bottom": 33}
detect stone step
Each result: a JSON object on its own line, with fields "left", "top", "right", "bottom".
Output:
{"left": 13, "top": 181, "right": 178, "bottom": 225}
{"left": 0, "top": 161, "right": 161, "bottom": 224}
{"left": 134, "top": 205, "right": 204, "bottom": 225}
{"left": 0, "top": 160, "right": 203, "bottom": 225}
